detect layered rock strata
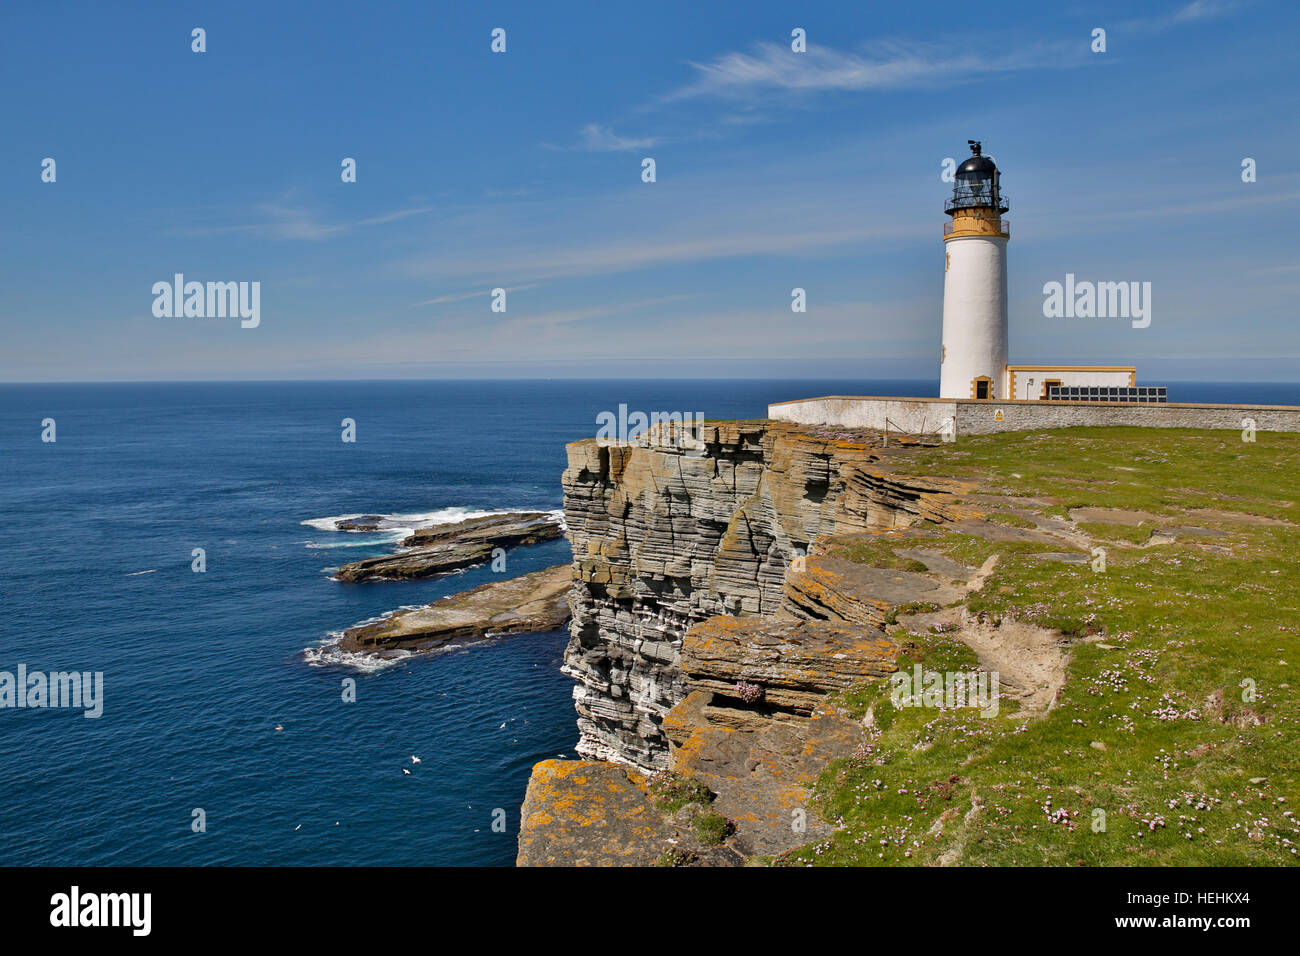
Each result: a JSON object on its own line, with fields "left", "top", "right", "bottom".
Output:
{"left": 664, "top": 615, "right": 899, "bottom": 858}
{"left": 517, "top": 614, "right": 902, "bottom": 865}
{"left": 560, "top": 422, "right": 974, "bottom": 769}
{"left": 340, "top": 564, "right": 570, "bottom": 655}
{"left": 679, "top": 616, "right": 898, "bottom": 714}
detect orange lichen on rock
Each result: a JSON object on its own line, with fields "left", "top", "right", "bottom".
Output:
{"left": 521, "top": 418, "right": 987, "bottom": 865}
{"left": 516, "top": 760, "right": 675, "bottom": 866}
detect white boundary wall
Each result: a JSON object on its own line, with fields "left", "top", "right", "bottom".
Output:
{"left": 768, "top": 395, "right": 1300, "bottom": 435}
{"left": 765, "top": 396, "right": 957, "bottom": 434}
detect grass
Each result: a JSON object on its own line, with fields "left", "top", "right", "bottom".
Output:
{"left": 1075, "top": 521, "right": 1153, "bottom": 545}
{"left": 692, "top": 811, "right": 732, "bottom": 846}
{"left": 916, "top": 529, "right": 1085, "bottom": 569}
{"left": 781, "top": 427, "right": 1300, "bottom": 866}
{"left": 654, "top": 848, "right": 694, "bottom": 867}
{"left": 648, "top": 771, "right": 715, "bottom": 814}
{"left": 884, "top": 601, "right": 940, "bottom": 626}
{"left": 829, "top": 536, "right": 929, "bottom": 572}
{"left": 905, "top": 427, "right": 1300, "bottom": 520}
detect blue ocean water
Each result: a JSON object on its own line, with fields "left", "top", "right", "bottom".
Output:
{"left": 0, "top": 377, "right": 1295, "bottom": 867}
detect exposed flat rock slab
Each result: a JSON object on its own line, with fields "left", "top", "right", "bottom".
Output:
{"left": 783, "top": 551, "right": 966, "bottom": 626}
{"left": 516, "top": 760, "right": 675, "bottom": 867}
{"left": 1154, "top": 525, "right": 1230, "bottom": 538}
{"left": 665, "top": 689, "right": 866, "bottom": 858}
{"left": 336, "top": 540, "right": 497, "bottom": 582}
{"left": 1068, "top": 507, "right": 1167, "bottom": 525}
{"left": 399, "top": 511, "right": 561, "bottom": 548}
{"left": 335, "top": 512, "right": 563, "bottom": 582}
{"left": 1184, "top": 508, "right": 1296, "bottom": 527}
{"left": 1030, "top": 551, "right": 1091, "bottom": 564}
{"left": 949, "top": 518, "right": 1075, "bottom": 547}
{"left": 340, "top": 564, "right": 570, "bottom": 654}
{"left": 896, "top": 547, "right": 978, "bottom": 583}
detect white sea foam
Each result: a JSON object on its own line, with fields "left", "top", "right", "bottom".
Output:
{"left": 302, "top": 536, "right": 404, "bottom": 550}
{"left": 302, "top": 506, "right": 505, "bottom": 534}
{"left": 299, "top": 506, "right": 566, "bottom": 550}
{"left": 303, "top": 621, "right": 497, "bottom": 673}
{"left": 302, "top": 633, "right": 414, "bottom": 673}
{"left": 302, "top": 602, "right": 427, "bottom": 671}
{"left": 301, "top": 506, "right": 566, "bottom": 667}
{"left": 126, "top": 569, "right": 157, "bottom": 576}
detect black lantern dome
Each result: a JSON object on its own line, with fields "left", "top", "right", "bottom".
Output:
{"left": 946, "top": 141, "right": 1009, "bottom": 215}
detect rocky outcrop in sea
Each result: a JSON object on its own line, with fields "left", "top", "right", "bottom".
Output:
{"left": 334, "top": 511, "right": 563, "bottom": 582}
{"left": 339, "top": 563, "right": 571, "bottom": 656}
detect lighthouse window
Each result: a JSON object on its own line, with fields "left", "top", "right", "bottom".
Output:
{"left": 974, "top": 378, "right": 991, "bottom": 400}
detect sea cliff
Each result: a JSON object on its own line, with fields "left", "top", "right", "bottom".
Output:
{"left": 518, "top": 421, "right": 979, "bottom": 864}
{"left": 519, "top": 422, "right": 1300, "bottom": 866}
{"left": 558, "top": 421, "right": 971, "bottom": 769}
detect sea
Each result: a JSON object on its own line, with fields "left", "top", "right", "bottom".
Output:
{"left": 1, "top": 378, "right": 1296, "bottom": 866}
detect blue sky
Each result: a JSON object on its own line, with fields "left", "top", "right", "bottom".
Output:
{"left": 3, "top": 0, "right": 1298, "bottom": 381}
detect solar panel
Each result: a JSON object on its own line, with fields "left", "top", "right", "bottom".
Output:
{"left": 1046, "top": 386, "right": 1166, "bottom": 403}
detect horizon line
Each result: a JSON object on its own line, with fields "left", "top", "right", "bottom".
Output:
{"left": 2, "top": 377, "right": 1297, "bottom": 387}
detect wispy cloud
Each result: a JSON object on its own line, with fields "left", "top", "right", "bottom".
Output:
{"left": 402, "top": 139, "right": 933, "bottom": 284}
{"left": 484, "top": 185, "right": 539, "bottom": 198}
{"left": 243, "top": 200, "right": 345, "bottom": 241}
{"left": 545, "top": 123, "right": 660, "bottom": 152}
{"left": 1117, "top": 0, "right": 1240, "bottom": 32}
{"left": 1248, "top": 262, "right": 1300, "bottom": 276}
{"left": 182, "top": 195, "right": 434, "bottom": 241}
{"left": 1051, "top": 182, "right": 1300, "bottom": 227}
{"left": 410, "top": 221, "right": 916, "bottom": 285}
{"left": 667, "top": 6, "right": 1241, "bottom": 105}
{"left": 413, "top": 283, "right": 542, "bottom": 307}
{"left": 580, "top": 123, "right": 659, "bottom": 151}
{"left": 1174, "top": 0, "right": 1236, "bottom": 21}
{"left": 357, "top": 206, "right": 435, "bottom": 227}
{"left": 665, "top": 39, "right": 1080, "bottom": 101}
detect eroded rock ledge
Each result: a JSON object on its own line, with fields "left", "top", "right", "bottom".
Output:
{"left": 680, "top": 616, "right": 898, "bottom": 715}
{"left": 559, "top": 422, "right": 972, "bottom": 768}
{"left": 335, "top": 512, "right": 563, "bottom": 582}
{"left": 339, "top": 564, "right": 571, "bottom": 655}
{"left": 518, "top": 614, "right": 902, "bottom": 866}
{"left": 513, "top": 421, "right": 992, "bottom": 865}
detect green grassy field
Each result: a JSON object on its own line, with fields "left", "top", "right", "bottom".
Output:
{"left": 784, "top": 427, "right": 1299, "bottom": 866}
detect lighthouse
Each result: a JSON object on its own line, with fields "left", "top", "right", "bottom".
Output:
{"left": 769, "top": 138, "right": 1162, "bottom": 432}
{"left": 940, "top": 141, "right": 1010, "bottom": 400}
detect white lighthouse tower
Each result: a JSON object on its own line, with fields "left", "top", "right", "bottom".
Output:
{"left": 939, "top": 141, "right": 1010, "bottom": 400}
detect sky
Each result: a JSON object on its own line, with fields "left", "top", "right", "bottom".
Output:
{"left": 3, "top": 0, "right": 1298, "bottom": 382}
